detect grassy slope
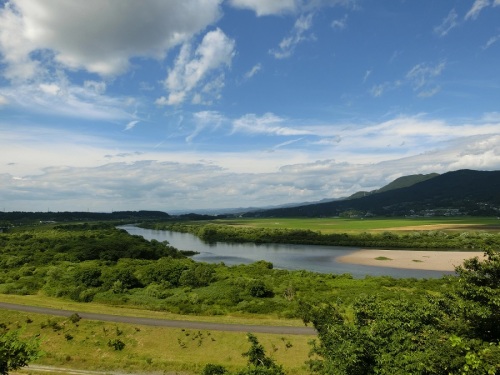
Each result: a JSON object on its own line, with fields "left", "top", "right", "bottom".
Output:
{"left": 1, "top": 295, "right": 313, "bottom": 375}
{"left": 3, "top": 309, "right": 312, "bottom": 375}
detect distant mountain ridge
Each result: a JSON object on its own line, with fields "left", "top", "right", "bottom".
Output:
{"left": 348, "top": 173, "right": 439, "bottom": 199}
{"left": 243, "top": 169, "right": 500, "bottom": 217}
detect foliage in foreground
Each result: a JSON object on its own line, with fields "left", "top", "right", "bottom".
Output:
{"left": 203, "top": 334, "right": 284, "bottom": 375}
{"left": 300, "top": 248, "right": 500, "bottom": 374}
{"left": 0, "top": 326, "right": 40, "bottom": 375}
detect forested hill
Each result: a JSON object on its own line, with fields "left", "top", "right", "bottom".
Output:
{"left": 243, "top": 169, "right": 500, "bottom": 217}
{"left": 0, "top": 210, "right": 170, "bottom": 225}
{"left": 347, "top": 173, "right": 439, "bottom": 199}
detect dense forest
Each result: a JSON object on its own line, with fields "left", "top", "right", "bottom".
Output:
{"left": 0, "top": 222, "right": 499, "bottom": 374}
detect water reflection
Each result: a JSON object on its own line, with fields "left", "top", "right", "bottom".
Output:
{"left": 120, "top": 225, "right": 454, "bottom": 279}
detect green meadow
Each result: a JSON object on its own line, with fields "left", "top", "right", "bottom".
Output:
{"left": 1, "top": 305, "right": 312, "bottom": 375}
{"left": 215, "top": 216, "right": 500, "bottom": 233}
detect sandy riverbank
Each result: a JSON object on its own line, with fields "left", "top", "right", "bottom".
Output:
{"left": 337, "top": 249, "right": 486, "bottom": 271}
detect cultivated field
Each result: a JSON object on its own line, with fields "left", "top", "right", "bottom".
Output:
{"left": 218, "top": 216, "right": 500, "bottom": 234}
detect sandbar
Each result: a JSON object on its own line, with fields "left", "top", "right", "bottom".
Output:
{"left": 337, "top": 249, "right": 486, "bottom": 271}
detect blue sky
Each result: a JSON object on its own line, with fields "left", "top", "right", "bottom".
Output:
{"left": 0, "top": 0, "right": 499, "bottom": 212}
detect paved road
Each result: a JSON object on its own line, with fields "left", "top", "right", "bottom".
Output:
{"left": 0, "top": 302, "right": 316, "bottom": 335}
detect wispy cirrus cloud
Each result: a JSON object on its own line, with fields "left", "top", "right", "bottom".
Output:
{"left": 244, "top": 63, "right": 262, "bottom": 80}
{"left": 370, "top": 61, "right": 445, "bottom": 98}
{"left": 483, "top": 34, "right": 500, "bottom": 49}
{"left": 465, "top": 0, "right": 490, "bottom": 20}
{"left": 0, "top": 80, "right": 135, "bottom": 121}
{"left": 232, "top": 113, "right": 312, "bottom": 136}
{"left": 434, "top": 9, "right": 459, "bottom": 36}
{"left": 270, "top": 13, "right": 315, "bottom": 59}
{"left": 331, "top": 14, "right": 348, "bottom": 30}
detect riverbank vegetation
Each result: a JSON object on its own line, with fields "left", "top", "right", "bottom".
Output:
{"left": 0, "top": 223, "right": 447, "bottom": 317}
{"left": 141, "top": 218, "right": 500, "bottom": 250}
{"left": 1, "top": 220, "right": 499, "bottom": 374}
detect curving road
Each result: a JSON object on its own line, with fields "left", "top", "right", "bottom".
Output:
{"left": 0, "top": 302, "right": 316, "bottom": 335}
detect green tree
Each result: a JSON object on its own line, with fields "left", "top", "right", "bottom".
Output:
{"left": 238, "top": 333, "right": 284, "bottom": 375}
{"left": 300, "top": 248, "right": 500, "bottom": 374}
{"left": 0, "top": 327, "right": 40, "bottom": 375}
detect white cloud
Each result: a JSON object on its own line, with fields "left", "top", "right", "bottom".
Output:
{"left": 228, "top": 0, "right": 298, "bottom": 16}
{"left": 84, "top": 81, "right": 107, "bottom": 95}
{"left": 269, "top": 13, "right": 314, "bottom": 59}
{"left": 331, "top": 14, "right": 348, "bottom": 30}
{"left": 0, "top": 95, "right": 7, "bottom": 106}
{"left": 39, "top": 83, "right": 61, "bottom": 96}
{"left": 232, "top": 113, "right": 312, "bottom": 136}
{"left": 125, "top": 120, "right": 140, "bottom": 131}
{"left": 158, "top": 28, "right": 235, "bottom": 106}
{"left": 270, "top": 13, "right": 315, "bottom": 59}
{"left": 0, "top": 0, "right": 222, "bottom": 79}
{"left": 465, "top": 0, "right": 490, "bottom": 20}
{"left": 0, "top": 81, "right": 133, "bottom": 121}
{"left": 244, "top": 63, "right": 262, "bottom": 80}
{"left": 406, "top": 61, "right": 446, "bottom": 90}
{"left": 483, "top": 34, "right": 500, "bottom": 49}
{"left": 434, "top": 9, "right": 458, "bottom": 37}
{"left": 1, "top": 115, "right": 499, "bottom": 211}
{"left": 362, "top": 70, "right": 372, "bottom": 83}
{"left": 369, "top": 61, "right": 445, "bottom": 98}
{"left": 186, "top": 110, "right": 225, "bottom": 142}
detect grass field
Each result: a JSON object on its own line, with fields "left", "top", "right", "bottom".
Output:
{"left": 216, "top": 217, "right": 500, "bottom": 234}
{"left": 1, "top": 295, "right": 313, "bottom": 375}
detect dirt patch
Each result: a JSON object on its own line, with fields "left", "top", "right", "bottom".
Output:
{"left": 376, "top": 224, "right": 489, "bottom": 232}
{"left": 337, "top": 249, "right": 486, "bottom": 271}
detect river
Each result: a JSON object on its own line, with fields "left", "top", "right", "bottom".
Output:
{"left": 120, "top": 225, "right": 454, "bottom": 279}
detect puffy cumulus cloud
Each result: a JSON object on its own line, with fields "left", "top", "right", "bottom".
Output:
{"left": 270, "top": 13, "right": 314, "bottom": 59}
{"left": 1, "top": 114, "right": 499, "bottom": 211}
{"left": 228, "top": 0, "right": 298, "bottom": 16}
{"left": 157, "top": 28, "right": 235, "bottom": 106}
{"left": 0, "top": 0, "right": 222, "bottom": 79}
{"left": 4, "top": 133, "right": 499, "bottom": 212}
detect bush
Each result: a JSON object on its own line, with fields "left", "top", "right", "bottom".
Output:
{"left": 107, "top": 338, "right": 125, "bottom": 351}
{"left": 202, "top": 363, "right": 228, "bottom": 375}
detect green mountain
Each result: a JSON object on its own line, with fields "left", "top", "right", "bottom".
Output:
{"left": 244, "top": 169, "right": 500, "bottom": 217}
{"left": 348, "top": 173, "right": 439, "bottom": 199}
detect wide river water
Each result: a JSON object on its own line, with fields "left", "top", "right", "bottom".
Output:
{"left": 120, "top": 225, "right": 454, "bottom": 279}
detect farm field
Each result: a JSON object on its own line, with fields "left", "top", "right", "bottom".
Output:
{"left": 216, "top": 216, "right": 500, "bottom": 234}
